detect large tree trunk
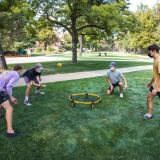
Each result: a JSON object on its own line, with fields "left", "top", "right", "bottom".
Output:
{"left": 72, "top": 34, "right": 78, "bottom": 64}
{"left": 0, "top": 44, "right": 8, "bottom": 71}
{"left": 71, "top": 19, "right": 78, "bottom": 64}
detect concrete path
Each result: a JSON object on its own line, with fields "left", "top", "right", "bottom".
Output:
{"left": 6, "top": 55, "right": 151, "bottom": 64}
{"left": 6, "top": 56, "right": 70, "bottom": 64}
{"left": 16, "top": 65, "right": 152, "bottom": 87}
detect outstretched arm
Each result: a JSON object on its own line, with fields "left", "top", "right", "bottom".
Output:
{"left": 121, "top": 75, "right": 128, "bottom": 89}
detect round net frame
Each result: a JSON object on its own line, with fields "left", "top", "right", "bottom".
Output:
{"left": 69, "top": 93, "right": 101, "bottom": 109}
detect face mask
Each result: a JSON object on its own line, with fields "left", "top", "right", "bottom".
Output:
{"left": 148, "top": 53, "right": 153, "bottom": 58}
{"left": 36, "top": 68, "right": 43, "bottom": 73}
{"left": 110, "top": 66, "right": 115, "bottom": 71}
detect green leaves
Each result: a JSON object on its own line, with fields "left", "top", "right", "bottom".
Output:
{"left": 120, "top": 6, "right": 160, "bottom": 52}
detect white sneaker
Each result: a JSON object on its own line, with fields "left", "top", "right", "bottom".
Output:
{"left": 120, "top": 93, "right": 123, "bottom": 98}
{"left": 143, "top": 113, "right": 153, "bottom": 119}
{"left": 24, "top": 100, "right": 32, "bottom": 106}
{"left": 35, "top": 91, "right": 45, "bottom": 95}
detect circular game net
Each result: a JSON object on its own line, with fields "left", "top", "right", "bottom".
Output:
{"left": 69, "top": 93, "right": 101, "bottom": 109}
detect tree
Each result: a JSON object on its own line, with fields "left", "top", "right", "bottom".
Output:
{"left": 37, "top": 27, "right": 57, "bottom": 50}
{"left": 0, "top": 0, "right": 15, "bottom": 70}
{"left": 33, "top": 0, "right": 132, "bottom": 63}
{"left": 120, "top": 4, "right": 160, "bottom": 54}
{"left": 0, "top": 0, "right": 36, "bottom": 69}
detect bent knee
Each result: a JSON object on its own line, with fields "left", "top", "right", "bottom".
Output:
{"left": 27, "top": 83, "right": 32, "bottom": 88}
{"left": 119, "top": 82, "right": 123, "bottom": 87}
{"left": 2, "top": 101, "right": 13, "bottom": 111}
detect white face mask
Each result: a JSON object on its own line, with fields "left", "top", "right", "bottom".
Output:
{"left": 110, "top": 66, "right": 115, "bottom": 71}
{"left": 36, "top": 68, "right": 43, "bottom": 73}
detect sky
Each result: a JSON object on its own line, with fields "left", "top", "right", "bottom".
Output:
{"left": 129, "top": 0, "right": 158, "bottom": 11}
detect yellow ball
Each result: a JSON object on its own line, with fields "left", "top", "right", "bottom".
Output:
{"left": 56, "top": 63, "right": 63, "bottom": 68}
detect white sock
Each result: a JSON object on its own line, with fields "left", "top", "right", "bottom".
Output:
{"left": 25, "top": 96, "right": 29, "bottom": 101}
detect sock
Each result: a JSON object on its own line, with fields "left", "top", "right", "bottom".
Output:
{"left": 25, "top": 96, "right": 29, "bottom": 101}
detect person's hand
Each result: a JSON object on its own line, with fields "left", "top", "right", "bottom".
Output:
{"left": 125, "top": 84, "right": 128, "bottom": 90}
{"left": 40, "top": 84, "right": 46, "bottom": 88}
{"left": 147, "top": 82, "right": 152, "bottom": 88}
{"left": 152, "top": 89, "right": 157, "bottom": 96}
{"left": 10, "top": 96, "right": 18, "bottom": 104}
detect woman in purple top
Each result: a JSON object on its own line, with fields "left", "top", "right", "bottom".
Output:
{"left": 0, "top": 64, "right": 22, "bottom": 137}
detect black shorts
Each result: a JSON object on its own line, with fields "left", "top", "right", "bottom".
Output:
{"left": 150, "top": 86, "right": 160, "bottom": 97}
{"left": 0, "top": 91, "right": 10, "bottom": 105}
{"left": 108, "top": 82, "right": 121, "bottom": 90}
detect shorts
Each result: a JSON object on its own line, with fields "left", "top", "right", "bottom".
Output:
{"left": 24, "top": 76, "right": 39, "bottom": 84}
{"left": 108, "top": 81, "right": 121, "bottom": 90}
{"left": 0, "top": 91, "right": 10, "bottom": 105}
{"left": 150, "top": 86, "right": 160, "bottom": 97}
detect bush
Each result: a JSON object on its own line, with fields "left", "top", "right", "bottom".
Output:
{"left": 47, "top": 47, "right": 55, "bottom": 52}
{"left": 35, "top": 48, "right": 42, "bottom": 53}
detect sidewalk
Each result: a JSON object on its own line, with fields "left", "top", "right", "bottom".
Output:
{"left": 15, "top": 65, "right": 152, "bottom": 87}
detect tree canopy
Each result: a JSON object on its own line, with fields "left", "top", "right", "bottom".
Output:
{"left": 32, "top": 0, "right": 133, "bottom": 63}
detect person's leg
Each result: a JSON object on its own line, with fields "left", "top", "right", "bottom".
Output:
{"left": 118, "top": 82, "right": 124, "bottom": 98}
{"left": 24, "top": 83, "right": 32, "bottom": 106}
{"left": 24, "top": 77, "right": 31, "bottom": 102}
{"left": 147, "top": 92, "right": 154, "bottom": 114}
{"left": 107, "top": 85, "right": 114, "bottom": 95}
{"left": 25, "top": 83, "right": 32, "bottom": 98}
{"left": 118, "top": 82, "right": 123, "bottom": 93}
{"left": 1, "top": 100, "right": 14, "bottom": 133}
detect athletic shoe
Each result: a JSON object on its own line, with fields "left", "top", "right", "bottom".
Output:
{"left": 143, "top": 113, "right": 153, "bottom": 119}
{"left": 35, "top": 91, "right": 45, "bottom": 95}
{"left": 24, "top": 100, "right": 32, "bottom": 106}
{"left": 120, "top": 93, "right": 123, "bottom": 98}
{"left": 6, "top": 132, "right": 20, "bottom": 137}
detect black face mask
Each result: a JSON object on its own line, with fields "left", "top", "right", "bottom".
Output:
{"left": 148, "top": 53, "right": 153, "bottom": 58}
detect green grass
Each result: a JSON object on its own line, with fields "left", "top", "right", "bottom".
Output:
{"left": 1, "top": 70, "right": 160, "bottom": 160}
{"left": 8, "top": 61, "right": 151, "bottom": 75}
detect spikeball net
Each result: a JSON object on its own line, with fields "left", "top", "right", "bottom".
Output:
{"left": 69, "top": 93, "right": 101, "bottom": 109}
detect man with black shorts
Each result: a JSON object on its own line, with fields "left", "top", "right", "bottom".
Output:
{"left": 0, "top": 64, "right": 22, "bottom": 137}
{"left": 106, "top": 62, "right": 128, "bottom": 98}
{"left": 144, "top": 44, "right": 160, "bottom": 119}
{"left": 23, "top": 63, "right": 45, "bottom": 106}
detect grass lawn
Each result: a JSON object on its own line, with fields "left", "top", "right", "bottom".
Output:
{"left": 8, "top": 61, "right": 151, "bottom": 76}
{"left": 1, "top": 70, "right": 160, "bottom": 160}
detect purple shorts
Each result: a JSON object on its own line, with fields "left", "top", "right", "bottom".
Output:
{"left": 24, "top": 76, "right": 39, "bottom": 84}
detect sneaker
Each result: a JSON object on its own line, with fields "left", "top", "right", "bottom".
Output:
{"left": 120, "top": 93, "right": 123, "bottom": 98}
{"left": 143, "top": 113, "right": 153, "bottom": 119}
{"left": 24, "top": 100, "right": 32, "bottom": 106}
{"left": 6, "top": 132, "right": 20, "bottom": 137}
{"left": 35, "top": 91, "right": 45, "bottom": 95}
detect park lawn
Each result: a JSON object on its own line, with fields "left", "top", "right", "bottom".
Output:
{"left": 51, "top": 52, "right": 150, "bottom": 60}
{"left": 8, "top": 60, "right": 151, "bottom": 75}
{"left": 1, "top": 70, "right": 160, "bottom": 160}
